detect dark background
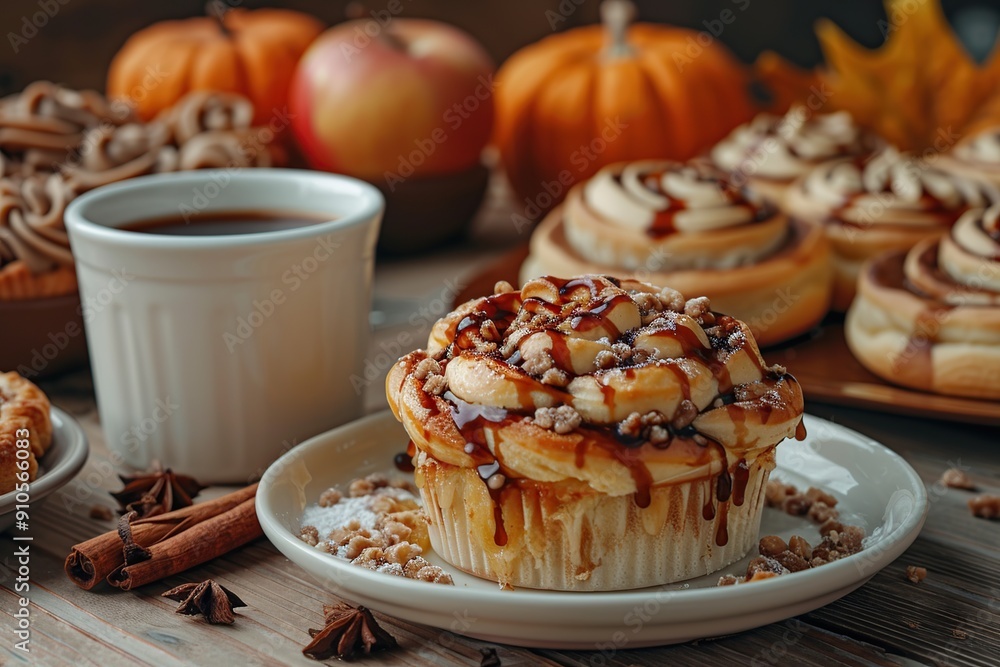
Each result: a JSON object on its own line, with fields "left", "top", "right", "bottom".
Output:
{"left": 1, "top": 0, "right": 998, "bottom": 97}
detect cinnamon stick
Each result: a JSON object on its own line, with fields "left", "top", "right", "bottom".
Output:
{"left": 65, "top": 483, "right": 258, "bottom": 589}
{"left": 107, "top": 497, "right": 261, "bottom": 591}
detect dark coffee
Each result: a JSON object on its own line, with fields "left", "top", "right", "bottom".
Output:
{"left": 121, "top": 210, "right": 331, "bottom": 236}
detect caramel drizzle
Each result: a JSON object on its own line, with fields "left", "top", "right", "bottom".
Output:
{"left": 611, "top": 169, "right": 767, "bottom": 238}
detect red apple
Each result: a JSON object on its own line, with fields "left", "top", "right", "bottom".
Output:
{"left": 290, "top": 17, "right": 495, "bottom": 182}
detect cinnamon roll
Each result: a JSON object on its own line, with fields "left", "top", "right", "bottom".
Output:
{"left": 0, "top": 371, "right": 53, "bottom": 494}
{"left": 785, "top": 147, "right": 994, "bottom": 310}
{"left": 387, "top": 275, "right": 806, "bottom": 590}
{"left": 0, "top": 175, "right": 77, "bottom": 298}
{"left": 522, "top": 161, "right": 833, "bottom": 346}
{"left": 0, "top": 83, "right": 284, "bottom": 300}
{"left": 710, "top": 107, "right": 874, "bottom": 206}
{"left": 846, "top": 206, "right": 1000, "bottom": 399}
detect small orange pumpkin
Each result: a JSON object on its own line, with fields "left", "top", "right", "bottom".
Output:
{"left": 107, "top": 8, "right": 323, "bottom": 126}
{"left": 495, "top": 0, "right": 755, "bottom": 211}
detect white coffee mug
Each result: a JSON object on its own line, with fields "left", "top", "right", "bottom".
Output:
{"left": 65, "top": 169, "right": 382, "bottom": 483}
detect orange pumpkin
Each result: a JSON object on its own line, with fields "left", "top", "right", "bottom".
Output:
{"left": 107, "top": 8, "right": 323, "bottom": 126}
{"left": 495, "top": 0, "right": 754, "bottom": 211}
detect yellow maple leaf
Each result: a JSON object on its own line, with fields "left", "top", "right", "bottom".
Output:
{"left": 754, "top": 0, "right": 1000, "bottom": 151}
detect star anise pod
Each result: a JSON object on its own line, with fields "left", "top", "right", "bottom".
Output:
{"left": 162, "top": 579, "right": 246, "bottom": 625}
{"left": 110, "top": 461, "right": 205, "bottom": 518}
{"left": 302, "top": 602, "right": 397, "bottom": 661}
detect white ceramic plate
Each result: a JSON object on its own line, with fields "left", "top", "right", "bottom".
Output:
{"left": 257, "top": 411, "right": 927, "bottom": 649}
{"left": 0, "top": 406, "right": 89, "bottom": 532}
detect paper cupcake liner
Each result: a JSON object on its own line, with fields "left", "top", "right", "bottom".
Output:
{"left": 0, "top": 261, "right": 78, "bottom": 300}
{"left": 417, "top": 451, "right": 775, "bottom": 591}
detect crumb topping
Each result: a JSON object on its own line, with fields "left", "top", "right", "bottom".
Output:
{"left": 533, "top": 406, "right": 582, "bottom": 434}
{"left": 299, "top": 473, "right": 454, "bottom": 585}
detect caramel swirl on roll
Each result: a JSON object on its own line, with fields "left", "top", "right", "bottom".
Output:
{"left": 563, "top": 161, "right": 785, "bottom": 271}
{"left": 390, "top": 276, "right": 804, "bottom": 499}
{"left": 584, "top": 161, "right": 761, "bottom": 235}
{"left": 906, "top": 206, "right": 1000, "bottom": 306}
{"left": 524, "top": 159, "right": 835, "bottom": 345}
{"left": 794, "top": 147, "right": 990, "bottom": 227}
{"left": 711, "top": 108, "right": 872, "bottom": 200}
{"left": 785, "top": 147, "right": 994, "bottom": 310}
{"left": 846, "top": 204, "right": 1000, "bottom": 399}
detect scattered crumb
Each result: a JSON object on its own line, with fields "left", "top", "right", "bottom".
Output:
{"left": 905, "top": 620, "right": 920, "bottom": 630}
{"left": 89, "top": 505, "right": 114, "bottom": 521}
{"left": 720, "top": 481, "right": 867, "bottom": 587}
{"left": 300, "top": 525, "right": 320, "bottom": 547}
{"left": 318, "top": 488, "right": 342, "bottom": 507}
{"left": 299, "top": 473, "right": 454, "bottom": 585}
{"left": 952, "top": 628, "right": 968, "bottom": 640}
{"left": 905, "top": 566, "right": 927, "bottom": 584}
{"left": 940, "top": 468, "right": 976, "bottom": 490}
{"left": 969, "top": 495, "right": 1000, "bottom": 520}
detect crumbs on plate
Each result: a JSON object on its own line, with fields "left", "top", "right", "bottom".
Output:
{"left": 718, "top": 480, "right": 866, "bottom": 586}
{"left": 298, "top": 473, "right": 454, "bottom": 585}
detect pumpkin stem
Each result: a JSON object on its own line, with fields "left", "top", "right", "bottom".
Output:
{"left": 206, "top": 1, "right": 230, "bottom": 35}
{"left": 601, "top": 0, "right": 636, "bottom": 59}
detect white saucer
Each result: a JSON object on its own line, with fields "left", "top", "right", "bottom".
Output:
{"left": 0, "top": 407, "right": 89, "bottom": 532}
{"left": 257, "top": 411, "right": 927, "bottom": 649}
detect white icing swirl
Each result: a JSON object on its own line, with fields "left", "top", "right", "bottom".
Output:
{"left": 561, "top": 161, "right": 790, "bottom": 272}
{"left": 583, "top": 161, "right": 761, "bottom": 234}
{"left": 712, "top": 107, "right": 870, "bottom": 181}
{"left": 793, "top": 147, "right": 991, "bottom": 227}
{"left": 952, "top": 129, "right": 1000, "bottom": 164}
{"left": 907, "top": 205, "right": 1000, "bottom": 305}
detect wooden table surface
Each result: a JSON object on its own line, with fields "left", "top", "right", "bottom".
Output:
{"left": 3, "top": 180, "right": 999, "bottom": 667}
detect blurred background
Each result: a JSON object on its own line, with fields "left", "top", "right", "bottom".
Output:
{"left": 2, "top": 0, "right": 999, "bottom": 96}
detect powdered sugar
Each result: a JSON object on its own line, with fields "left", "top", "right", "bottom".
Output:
{"left": 301, "top": 486, "right": 418, "bottom": 545}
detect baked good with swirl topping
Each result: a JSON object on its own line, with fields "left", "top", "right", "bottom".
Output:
{"left": 784, "top": 146, "right": 995, "bottom": 311}
{"left": 387, "top": 275, "right": 806, "bottom": 590}
{"left": 521, "top": 160, "right": 833, "bottom": 346}
{"left": 937, "top": 127, "right": 1000, "bottom": 190}
{"left": 0, "top": 83, "right": 282, "bottom": 300}
{"left": 0, "top": 371, "right": 53, "bottom": 493}
{"left": 709, "top": 107, "right": 875, "bottom": 206}
{"left": 846, "top": 206, "right": 1000, "bottom": 399}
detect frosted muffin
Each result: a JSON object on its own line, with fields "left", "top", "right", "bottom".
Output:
{"left": 386, "top": 275, "right": 805, "bottom": 590}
